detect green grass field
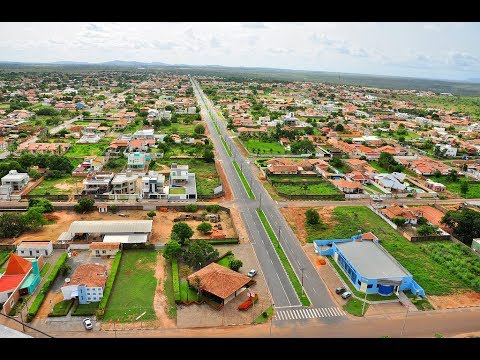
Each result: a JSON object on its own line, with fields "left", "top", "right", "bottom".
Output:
{"left": 243, "top": 139, "right": 287, "bottom": 155}
{"left": 169, "top": 188, "right": 186, "bottom": 194}
{"left": 72, "top": 301, "right": 99, "bottom": 316}
{"left": 303, "top": 206, "right": 476, "bottom": 295}
{"left": 430, "top": 176, "right": 480, "bottom": 198}
{"left": 51, "top": 300, "right": 74, "bottom": 316}
{"left": 343, "top": 298, "right": 368, "bottom": 317}
{"left": 103, "top": 250, "right": 157, "bottom": 322}
{"left": 396, "top": 94, "right": 480, "bottom": 119}
{"left": 233, "top": 161, "right": 255, "bottom": 199}
{"left": 273, "top": 182, "right": 341, "bottom": 196}
{"left": 257, "top": 209, "right": 310, "bottom": 306}
{"left": 65, "top": 137, "right": 113, "bottom": 158}
{"left": 29, "top": 176, "right": 83, "bottom": 195}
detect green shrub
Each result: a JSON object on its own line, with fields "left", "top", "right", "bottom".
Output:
{"left": 27, "top": 252, "right": 68, "bottom": 322}
{"left": 96, "top": 251, "right": 122, "bottom": 318}
{"left": 205, "top": 205, "right": 220, "bottom": 213}
{"left": 0, "top": 250, "right": 13, "bottom": 267}
{"left": 172, "top": 258, "right": 180, "bottom": 302}
{"left": 184, "top": 204, "right": 199, "bottom": 213}
{"left": 109, "top": 205, "right": 119, "bottom": 214}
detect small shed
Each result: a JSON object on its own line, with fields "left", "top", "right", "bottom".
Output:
{"left": 98, "top": 205, "right": 108, "bottom": 213}
{"left": 17, "top": 241, "right": 53, "bottom": 257}
{"left": 90, "top": 242, "right": 120, "bottom": 257}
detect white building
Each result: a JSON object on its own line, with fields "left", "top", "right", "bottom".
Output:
{"left": 133, "top": 129, "right": 155, "bottom": 140}
{"left": 435, "top": 144, "right": 458, "bottom": 157}
{"left": 111, "top": 171, "right": 139, "bottom": 194}
{"left": 187, "top": 106, "right": 197, "bottom": 114}
{"left": 62, "top": 87, "right": 78, "bottom": 95}
{"left": 169, "top": 163, "right": 197, "bottom": 201}
{"left": 127, "top": 152, "right": 146, "bottom": 170}
{"left": 1, "top": 170, "right": 29, "bottom": 191}
{"left": 142, "top": 171, "right": 167, "bottom": 199}
{"left": 61, "top": 264, "right": 107, "bottom": 304}
{"left": 17, "top": 241, "right": 53, "bottom": 257}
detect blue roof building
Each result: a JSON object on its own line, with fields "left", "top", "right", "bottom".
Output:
{"left": 75, "top": 103, "right": 85, "bottom": 109}
{"left": 314, "top": 232, "right": 425, "bottom": 297}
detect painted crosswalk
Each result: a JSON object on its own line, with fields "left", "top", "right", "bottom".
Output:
{"left": 274, "top": 307, "right": 345, "bottom": 321}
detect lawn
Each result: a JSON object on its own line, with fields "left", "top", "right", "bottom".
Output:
{"left": 164, "top": 258, "right": 177, "bottom": 319}
{"left": 103, "top": 250, "right": 157, "bottom": 322}
{"left": 179, "top": 280, "right": 201, "bottom": 302}
{"left": 72, "top": 301, "right": 99, "bottom": 316}
{"left": 274, "top": 182, "right": 342, "bottom": 196}
{"left": 162, "top": 158, "right": 221, "bottom": 196}
{"left": 65, "top": 137, "right": 113, "bottom": 158}
{"left": 217, "top": 255, "right": 234, "bottom": 268}
{"left": 50, "top": 300, "right": 74, "bottom": 316}
{"left": 430, "top": 175, "right": 480, "bottom": 198}
{"left": 304, "top": 206, "right": 474, "bottom": 295}
{"left": 29, "top": 175, "right": 83, "bottom": 195}
{"left": 253, "top": 305, "right": 274, "bottom": 324}
{"left": 233, "top": 161, "right": 255, "bottom": 199}
{"left": 169, "top": 188, "right": 186, "bottom": 194}
{"left": 243, "top": 139, "right": 287, "bottom": 155}
{"left": 363, "top": 183, "right": 386, "bottom": 194}
{"left": 343, "top": 298, "right": 369, "bottom": 317}
{"left": 257, "top": 209, "right": 310, "bottom": 306}
{"left": 161, "top": 122, "right": 198, "bottom": 136}
{"left": 369, "top": 161, "right": 389, "bottom": 173}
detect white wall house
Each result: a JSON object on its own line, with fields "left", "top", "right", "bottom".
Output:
{"left": 1, "top": 170, "right": 29, "bottom": 191}
{"left": 435, "top": 144, "right": 458, "bottom": 157}
{"left": 61, "top": 264, "right": 107, "bottom": 305}
{"left": 17, "top": 241, "right": 53, "bottom": 258}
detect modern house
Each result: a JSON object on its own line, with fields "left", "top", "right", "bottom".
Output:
{"left": 141, "top": 171, "right": 168, "bottom": 199}
{"left": 82, "top": 172, "right": 114, "bottom": 195}
{"left": 132, "top": 129, "right": 155, "bottom": 140}
{"left": 187, "top": 263, "right": 253, "bottom": 305}
{"left": 374, "top": 172, "right": 407, "bottom": 192}
{"left": 314, "top": 233, "right": 425, "bottom": 296}
{"left": 435, "top": 144, "right": 458, "bottom": 157}
{"left": 331, "top": 179, "right": 363, "bottom": 194}
{"left": 425, "top": 179, "right": 446, "bottom": 192}
{"left": 127, "top": 152, "right": 146, "bottom": 170}
{"left": 90, "top": 242, "right": 120, "bottom": 257}
{"left": 111, "top": 171, "right": 139, "bottom": 195}
{"left": 17, "top": 241, "right": 53, "bottom": 258}
{"left": 381, "top": 204, "right": 424, "bottom": 225}
{"left": 61, "top": 264, "right": 107, "bottom": 304}
{"left": 1, "top": 170, "right": 29, "bottom": 191}
{"left": 0, "top": 254, "right": 42, "bottom": 315}
{"left": 168, "top": 163, "right": 197, "bottom": 201}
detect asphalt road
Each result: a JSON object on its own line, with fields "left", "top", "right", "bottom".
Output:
{"left": 21, "top": 115, "right": 83, "bottom": 148}
{"left": 191, "top": 77, "right": 336, "bottom": 310}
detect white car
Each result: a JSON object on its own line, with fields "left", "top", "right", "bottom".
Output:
{"left": 247, "top": 269, "right": 257, "bottom": 278}
{"left": 83, "top": 318, "right": 93, "bottom": 330}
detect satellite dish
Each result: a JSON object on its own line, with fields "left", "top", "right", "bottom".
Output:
{"left": 65, "top": 278, "right": 71, "bottom": 283}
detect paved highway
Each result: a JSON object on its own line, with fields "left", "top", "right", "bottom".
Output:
{"left": 191, "top": 77, "right": 338, "bottom": 310}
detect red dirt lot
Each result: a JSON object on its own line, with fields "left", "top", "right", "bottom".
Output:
{"left": 428, "top": 292, "right": 480, "bottom": 310}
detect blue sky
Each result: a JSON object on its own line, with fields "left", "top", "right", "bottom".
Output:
{"left": 0, "top": 22, "right": 479, "bottom": 81}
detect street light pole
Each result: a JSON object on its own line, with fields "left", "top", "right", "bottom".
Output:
{"left": 361, "top": 288, "right": 368, "bottom": 316}
{"left": 300, "top": 267, "right": 305, "bottom": 296}
{"left": 269, "top": 303, "right": 275, "bottom": 337}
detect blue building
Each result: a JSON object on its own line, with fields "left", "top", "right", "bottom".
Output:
{"left": 314, "top": 232, "right": 425, "bottom": 296}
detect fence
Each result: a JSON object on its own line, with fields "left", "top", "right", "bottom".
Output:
{"left": 22, "top": 194, "right": 70, "bottom": 201}
{"left": 368, "top": 205, "right": 398, "bottom": 230}
{"left": 275, "top": 191, "right": 345, "bottom": 201}
{"left": 401, "top": 232, "right": 451, "bottom": 242}
{"left": 18, "top": 176, "right": 45, "bottom": 196}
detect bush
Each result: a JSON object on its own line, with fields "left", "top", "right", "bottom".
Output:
{"left": 205, "top": 205, "right": 220, "bottom": 213}
{"left": 74, "top": 197, "right": 95, "bottom": 213}
{"left": 147, "top": 211, "right": 157, "bottom": 218}
{"left": 391, "top": 217, "right": 406, "bottom": 226}
{"left": 172, "top": 258, "right": 181, "bottom": 302}
{"left": 229, "top": 259, "right": 243, "bottom": 272}
{"left": 96, "top": 251, "right": 122, "bottom": 318}
{"left": 262, "top": 311, "right": 268, "bottom": 318}
{"left": 109, "top": 205, "right": 119, "bottom": 214}
{"left": 305, "top": 209, "right": 320, "bottom": 225}
{"left": 28, "top": 198, "right": 54, "bottom": 213}
{"left": 197, "top": 222, "right": 213, "bottom": 234}
{"left": 184, "top": 204, "right": 199, "bottom": 212}
{"left": 27, "top": 253, "right": 68, "bottom": 322}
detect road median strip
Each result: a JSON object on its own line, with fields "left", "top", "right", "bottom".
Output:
{"left": 233, "top": 161, "right": 255, "bottom": 199}
{"left": 256, "top": 208, "right": 311, "bottom": 306}
{"left": 220, "top": 137, "right": 233, "bottom": 157}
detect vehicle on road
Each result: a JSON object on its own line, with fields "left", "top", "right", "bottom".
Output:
{"left": 83, "top": 318, "right": 93, "bottom": 330}
{"left": 247, "top": 269, "right": 257, "bottom": 278}
{"left": 341, "top": 291, "right": 352, "bottom": 299}
{"left": 372, "top": 195, "right": 383, "bottom": 202}
{"left": 336, "top": 286, "right": 346, "bottom": 295}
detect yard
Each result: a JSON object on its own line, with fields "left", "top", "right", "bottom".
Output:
{"left": 430, "top": 175, "right": 480, "bottom": 198}
{"left": 288, "top": 205, "right": 478, "bottom": 296}
{"left": 29, "top": 175, "right": 84, "bottom": 195}
{"left": 64, "top": 137, "right": 113, "bottom": 158}
{"left": 243, "top": 139, "right": 288, "bottom": 155}
{"left": 169, "top": 188, "right": 186, "bottom": 195}
{"left": 102, "top": 249, "right": 158, "bottom": 322}
{"left": 273, "top": 182, "right": 342, "bottom": 196}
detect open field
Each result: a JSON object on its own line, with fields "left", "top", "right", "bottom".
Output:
{"left": 282, "top": 205, "right": 479, "bottom": 296}
{"left": 430, "top": 175, "right": 480, "bottom": 198}
{"left": 103, "top": 250, "right": 157, "bottom": 322}
{"left": 273, "top": 182, "right": 341, "bottom": 196}
{"left": 29, "top": 176, "right": 83, "bottom": 195}
{"left": 243, "top": 139, "right": 288, "bottom": 155}
{"left": 396, "top": 94, "right": 480, "bottom": 118}
{"left": 64, "top": 137, "right": 113, "bottom": 158}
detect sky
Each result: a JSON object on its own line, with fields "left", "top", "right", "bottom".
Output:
{"left": 1, "top": 22, "right": 479, "bottom": 81}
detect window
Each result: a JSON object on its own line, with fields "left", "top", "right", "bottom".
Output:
{"left": 367, "top": 284, "right": 373, "bottom": 289}
{"left": 87, "top": 293, "right": 91, "bottom": 295}
{"left": 45, "top": 250, "right": 48, "bottom": 255}
{"left": 36, "top": 250, "right": 40, "bottom": 254}
{"left": 10, "top": 299, "right": 14, "bottom": 307}
{"left": 102, "top": 250, "right": 106, "bottom": 254}
{"left": 96, "top": 250, "right": 100, "bottom": 254}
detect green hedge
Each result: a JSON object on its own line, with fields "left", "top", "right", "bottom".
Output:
{"left": 0, "top": 250, "right": 13, "bottom": 267}
{"left": 205, "top": 238, "right": 239, "bottom": 245}
{"left": 27, "top": 252, "right": 68, "bottom": 322}
{"left": 48, "top": 299, "right": 74, "bottom": 317}
{"left": 96, "top": 251, "right": 122, "bottom": 318}
{"left": 172, "top": 257, "right": 180, "bottom": 302}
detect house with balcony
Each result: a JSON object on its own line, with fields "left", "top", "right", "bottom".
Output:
{"left": 61, "top": 264, "right": 107, "bottom": 304}
{"left": 142, "top": 171, "right": 168, "bottom": 199}
{"left": 111, "top": 171, "right": 139, "bottom": 195}
{"left": 127, "top": 152, "right": 146, "bottom": 170}
{"left": 132, "top": 129, "right": 155, "bottom": 140}
{"left": 82, "top": 172, "right": 114, "bottom": 195}
{"left": 168, "top": 163, "right": 197, "bottom": 201}
{"left": 1, "top": 170, "right": 29, "bottom": 191}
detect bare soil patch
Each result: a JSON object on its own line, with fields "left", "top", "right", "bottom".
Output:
{"left": 153, "top": 252, "right": 176, "bottom": 328}
{"left": 213, "top": 158, "right": 233, "bottom": 202}
{"left": 428, "top": 291, "right": 480, "bottom": 310}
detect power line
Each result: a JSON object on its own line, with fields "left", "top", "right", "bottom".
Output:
{"left": 0, "top": 312, "right": 54, "bottom": 338}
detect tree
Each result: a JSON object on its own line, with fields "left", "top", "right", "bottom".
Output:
{"left": 447, "top": 169, "right": 459, "bottom": 183}
{"left": 28, "top": 198, "right": 54, "bottom": 213}
{"left": 162, "top": 240, "right": 183, "bottom": 259}
{"left": 433, "top": 170, "right": 442, "bottom": 178}
{"left": 22, "top": 208, "right": 47, "bottom": 231}
{"left": 0, "top": 212, "right": 26, "bottom": 238}
{"left": 73, "top": 197, "right": 95, "bottom": 213}
{"left": 460, "top": 181, "right": 469, "bottom": 196}
{"left": 417, "top": 217, "right": 428, "bottom": 226}
{"left": 183, "top": 240, "right": 219, "bottom": 269}
{"left": 61, "top": 263, "right": 72, "bottom": 276}
{"left": 417, "top": 224, "right": 437, "bottom": 236}
{"left": 391, "top": 217, "right": 406, "bottom": 226}
{"left": 441, "top": 208, "right": 480, "bottom": 246}
{"left": 147, "top": 211, "right": 157, "bottom": 218}
{"left": 194, "top": 124, "right": 205, "bottom": 135}
{"left": 184, "top": 204, "right": 199, "bottom": 212}
{"left": 171, "top": 222, "right": 194, "bottom": 245}
{"left": 290, "top": 140, "right": 315, "bottom": 154}
{"left": 329, "top": 157, "right": 343, "bottom": 169}
{"left": 197, "top": 222, "right": 213, "bottom": 234}
{"left": 334, "top": 124, "right": 344, "bottom": 132}
{"left": 179, "top": 264, "right": 193, "bottom": 279}
{"left": 203, "top": 148, "right": 214, "bottom": 163}
{"left": 229, "top": 259, "right": 243, "bottom": 272}
{"left": 109, "top": 205, "right": 119, "bottom": 214}
{"left": 305, "top": 209, "right": 320, "bottom": 225}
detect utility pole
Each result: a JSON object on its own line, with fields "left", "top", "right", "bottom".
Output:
{"left": 269, "top": 303, "right": 274, "bottom": 337}
{"left": 300, "top": 267, "right": 305, "bottom": 296}
{"left": 361, "top": 289, "right": 368, "bottom": 316}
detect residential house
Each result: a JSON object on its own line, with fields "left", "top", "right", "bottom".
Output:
{"left": 425, "top": 179, "right": 446, "bottom": 192}
{"left": 111, "top": 171, "right": 139, "bottom": 195}
{"left": 127, "top": 152, "right": 147, "bottom": 170}
{"left": 128, "top": 139, "right": 155, "bottom": 152}
{"left": 82, "top": 172, "right": 114, "bottom": 195}
{"left": 168, "top": 163, "right": 197, "bottom": 201}
{"left": 331, "top": 179, "right": 363, "bottom": 194}
{"left": 1, "top": 170, "right": 29, "bottom": 191}
{"left": 61, "top": 264, "right": 107, "bottom": 304}
{"left": 142, "top": 171, "right": 167, "bottom": 199}
{"left": 133, "top": 129, "right": 155, "bottom": 140}
{"left": 374, "top": 172, "right": 407, "bottom": 192}
{"left": 90, "top": 242, "right": 120, "bottom": 257}
{"left": 435, "top": 144, "right": 458, "bottom": 157}
{"left": 17, "top": 142, "right": 71, "bottom": 154}
{"left": 73, "top": 156, "right": 106, "bottom": 175}
{"left": 297, "top": 159, "right": 329, "bottom": 172}
{"left": 381, "top": 204, "right": 424, "bottom": 225}
{"left": 17, "top": 241, "right": 53, "bottom": 258}
{"left": 279, "top": 138, "right": 291, "bottom": 151}
{"left": 345, "top": 159, "right": 368, "bottom": 172}
{"left": 266, "top": 165, "right": 299, "bottom": 175}
{"left": 351, "top": 135, "right": 382, "bottom": 146}
{"left": 0, "top": 140, "right": 8, "bottom": 151}
{"left": 346, "top": 171, "right": 370, "bottom": 184}
{"left": 377, "top": 145, "right": 408, "bottom": 156}
{"left": 265, "top": 158, "right": 295, "bottom": 167}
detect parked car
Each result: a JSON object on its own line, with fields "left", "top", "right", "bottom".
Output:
{"left": 341, "top": 291, "right": 352, "bottom": 300}
{"left": 372, "top": 195, "right": 383, "bottom": 202}
{"left": 247, "top": 269, "right": 257, "bottom": 278}
{"left": 83, "top": 318, "right": 93, "bottom": 330}
{"left": 335, "top": 286, "right": 346, "bottom": 295}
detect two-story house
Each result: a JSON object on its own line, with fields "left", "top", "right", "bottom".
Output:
{"left": 61, "top": 264, "right": 107, "bottom": 304}
{"left": 142, "top": 171, "right": 167, "bottom": 199}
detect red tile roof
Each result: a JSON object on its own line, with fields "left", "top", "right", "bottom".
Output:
{"left": 0, "top": 275, "right": 26, "bottom": 293}
{"left": 5, "top": 254, "right": 32, "bottom": 275}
